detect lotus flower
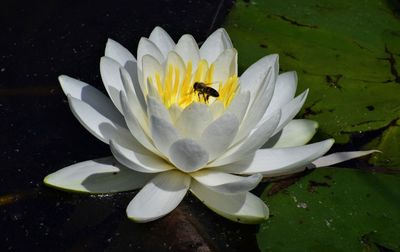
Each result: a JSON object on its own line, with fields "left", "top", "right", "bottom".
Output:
{"left": 44, "top": 27, "right": 376, "bottom": 223}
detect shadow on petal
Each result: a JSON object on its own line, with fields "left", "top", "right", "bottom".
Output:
{"left": 80, "top": 85, "right": 125, "bottom": 127}
{"left": 81, "top": 159, "right": 152, "bottom": 193}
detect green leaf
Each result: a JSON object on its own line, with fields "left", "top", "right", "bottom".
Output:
{"left": 367, "top": 119, "right": 400, "bottom": 168}
{"left": 224, "top": 0, "right": 400, "bottom": 143}
{"left": 258, "top": 168, "right": 400, "bottom": 251}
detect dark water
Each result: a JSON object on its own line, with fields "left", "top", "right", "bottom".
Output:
{"left": 0, "top": 1, "right": 262, "bottom": 251}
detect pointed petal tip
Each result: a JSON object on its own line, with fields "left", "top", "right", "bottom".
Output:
{"left": 58, "top": 74, "right": 68, "bottom": 82}
{"left": 106, "top": 38, "right": 114, "bottom": 46}
{"left": 152, "top": 26, "right": 166, "bottom": 33}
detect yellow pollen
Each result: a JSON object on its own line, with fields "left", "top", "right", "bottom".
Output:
{"left": 148, "top": 60, "right": 239, "bottom": 109}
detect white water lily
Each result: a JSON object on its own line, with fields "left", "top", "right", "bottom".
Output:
{"left": 44, "top": 27, "right": 377, "bottom": 223}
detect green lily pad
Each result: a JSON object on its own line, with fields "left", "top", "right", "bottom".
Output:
{"left": 258, "top": 168, "right": 400, "bottom": 251}
{"left": 224, "top": 0, "right": 400, "bottom": 143}
{"left": 367, "top": 119, "right": 400, "bottom": 168}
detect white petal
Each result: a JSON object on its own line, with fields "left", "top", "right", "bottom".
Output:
{"left": 119, "top": 63, "right": 147, "bottom": 115}
{"left": 174, "top": 34, "right": 200, "bottom": 69}
{"left": 100, "top": 56, "right": 125, "bottom": 113}
{"left": 169, "top": 138, "right": 209, "bottom": 172}
{"left": 110, "top": 140, "right": 173, "bottom": 173}
{"left": 59, "top": 75, "right": 124, "bottom": 127}
{"left": 142, "top": 54, "right": 164, "bottom": 96}
{"left": 120, "top": 92, "right": 159, "bottom": 154}
{"left": 200, "top": 28, "right": 233, "bottom": 63}
{"left": 148, "top": 26, "right": 175, "bottom": 58}
{"left": 272, "top": 89, "right": 309, "bottom": 135}
{"left": 190, "top": 181, "right": 269, "bottom": 224}
{"left": 191, "top": 170, "right": 262, "bottom": 194}
{"left": 137, "top": 37, "right": 164, "bottom": 71}
{"left": 210, "top": 110, "right": 281, "bottom": 166}
{"left": 310, "top": 150, "right": 380, "bottom": 168}
{"left": 175, "top": 102, "right": 213, "bottom": 139}
{"left": 127, "top": 170, "right": 190, "bottom": 222}
{"left": 210, "top": 100, "right": 225, "bottom": 119}
{"left": 119, "top": 67, "right": 149, "bottom": 134}
{"left": 164, "top": 51, "right": 186, "bottom": 87}
{"left": 199, "top": 113, "right": 239, "bottom": 160}
{"left": 169, "top": 103, "right": 182, "bottom": 123}
{"left": 239, "top": 54, "right": 279, "bottom": 105}
{"left": 264, "top": 71, "right": 297, "bottom": 117}
{"left": 234, "top": 67, "right": 276, "bottom": 144}
{"left": 212, "top": 48, "right": 237, "bottom": 84}
{"left": 105, "top": 39, "right": 137, "bottom": 80}
{"left": 67, "top": 95, "right": 131, "bottom": 144}
{"left": 44, "top": 157, "right": 153, "bottom": 193}
{"left": 147, "top": 79, "right": 162, "bottom": 99}
{"left": 147, "top": 96, "right": 172, "bottom": 123}
{"left": 226, "top": 91, "right": 251, "bottom": 124}
{"left": 219, "top": 28, "right": 233, "bottom": 48}
{"left": 150, "top": 115, "right": 180, "bottom": 155}
{"left": 263, "top": 119, "right": 318, "bottom": 148}
{"left": 217, "top": 139, "right": 335, "bottom": 176}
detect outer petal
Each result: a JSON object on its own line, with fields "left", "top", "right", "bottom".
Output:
{"left": 120, "top": 68, "right": 148, "bottom": 134}
{"left": 190, "top": 181, "right": 269, "bottom": 224}
{"left": 148, "top": 26, "right": 175, "bottom": 58}
{"left": 100, "top": 56, "right": 126, "bottom": 113}
{"left": 44, "top": 157, "right": 153, "bottom": 193}
{"left": 105, "top": 38, "right": 137, "bottom": 80}
{"left": 216, "top": 139, "right": 335, "bottom": 176}
{"left": 272, "top": 89, "right": 309, "bottom": 135}
{"left": 110, "top": 140, "right": 174, "bottom": 173}
{"left": 263, "top": 119, "right": 318, "bottom": 148}
{"left": 175, "top": 102, "right": 213, "bottom": 139}
{"left": 200, "top": 28, "right": 233, "bottom": 63}
{"left": 59, "top": 75, "right": 124, "bottom": 127}
{"left": 239, "top": 54, "right": 279, "bottom": 105}
{"left": 234, "top": 67, "right": 276, "bottom": 144}
{"left": 174, "top": 34, "right": 200, "bottom": 70}
{"left": 120, "top": 92, "right": 158, "bottom": 154}
{"left": 310, "top": 150, "right": 380, "bottom": 168}
{"left": 127, "top": 170, "right": 190, "bottom": 222}
{"left": 67, "top": 95, "right": 132, "bottom": 144}
{"left": 191, "top": 170, "right": 262, "bottom": 194}
{"left": 169, "top": 138, "right": 209, "bottom": 172}
{"left": 210, "top": 110, "right": 281, "bottom": 166}
{"left": 199, "top": 113, "right": 239, "bottom": 160}
{"left": 263, "top": 71, "right": 297, "bottom": 117}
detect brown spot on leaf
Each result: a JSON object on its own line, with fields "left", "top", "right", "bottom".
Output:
{"left": 307, "top": 180, "right": 330, "bottom": 193}
{"left": 326, "top": 74, "right": 343, "bottom": 89}
{"left": 273, "top": 15, "right": 318, "bottom": 29}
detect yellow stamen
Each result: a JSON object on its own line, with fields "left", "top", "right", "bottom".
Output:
{"left": 147, "top": 59, "right": 239, "bottom": 109}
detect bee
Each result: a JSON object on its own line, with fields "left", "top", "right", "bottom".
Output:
{"left": 193, "top": 82, "right": 220, "bottom": 103}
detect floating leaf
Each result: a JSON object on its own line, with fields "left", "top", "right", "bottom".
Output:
{"left": 367, "top": 119, "right": 400, "bottom": 169}
{"left": 258, "top": 168, "right": 400, "bottom": 251}
{"left": 224, "top": 0, "right": 400, "bottom": 143}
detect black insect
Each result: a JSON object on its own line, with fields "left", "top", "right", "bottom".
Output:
{"left": 193, "top": 82, "right": 220, "bottom": 103}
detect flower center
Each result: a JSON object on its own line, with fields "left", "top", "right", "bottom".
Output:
{"left": 147, "top": 59, "right": 238, "bottom": 109}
